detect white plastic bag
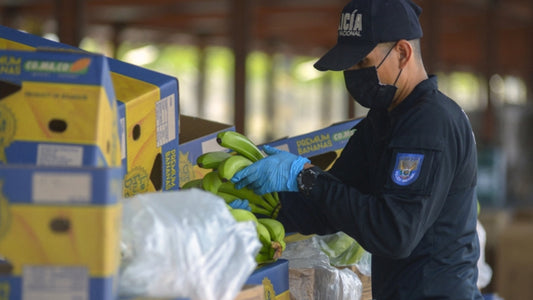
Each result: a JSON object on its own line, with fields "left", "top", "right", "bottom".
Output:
{"left": 281, "top": 236, "right": 363, "bottom": 300}
{"left": 118, "top": 189, "right": 261, "bottom": 300}
{"left": 477, "top": 220, "right": 493, "bottom": 289}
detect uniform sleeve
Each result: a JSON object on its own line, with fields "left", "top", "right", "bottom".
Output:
{"left": 277, "top": 119, "right": 370, "bottom": 235}
{"left": 305, "top": 134, "right": 451, "bottom": 259}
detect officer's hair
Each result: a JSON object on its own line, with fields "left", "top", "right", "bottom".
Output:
{"left": 379, "top": 40, "right": 424, "bottom": 65}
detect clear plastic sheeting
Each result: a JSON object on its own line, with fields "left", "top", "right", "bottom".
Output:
{"left": 315, "top": 232, "right": 367, "bottom": 268}
{"left": 477, "top": 220, "right": 493, "bottom": 289}
{"left": 118, "top": 189, "right": 261, "bottom": 300}
{"left": 281, "top": 236, "right": 363, "bottom": 300}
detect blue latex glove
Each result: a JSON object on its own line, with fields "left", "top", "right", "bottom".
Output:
{"left": 231, "top": 145, "right": 310, "bottom": 195}
{"left": 228, "top": 199, "right": 251, "bottom": 211}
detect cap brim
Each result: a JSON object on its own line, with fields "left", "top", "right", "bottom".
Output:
{"left": 313, "top": 42, "right": 376, "bottom": 71}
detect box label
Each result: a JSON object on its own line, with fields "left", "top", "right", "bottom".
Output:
{"left": 156, "top": 94, "right": 176, "bottom": 147}
{"left": 32, "top": 172, "right": 92, "bottom": 204}
{"left": 22, "top": 266, "right": 88, "bottom": 300}
{"left": 37, "top": 144, "right": 83, "bottom": 166}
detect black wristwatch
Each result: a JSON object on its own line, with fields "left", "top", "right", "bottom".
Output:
{"left": 297, "top": 166, "right": 320, "bottom": 196}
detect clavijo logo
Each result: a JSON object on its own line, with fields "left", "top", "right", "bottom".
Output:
{"left": 338, "top": 9, "right": 363, "bottom": 37}
{"left": 24, "top": 57, "right": 91, "bottom": 74}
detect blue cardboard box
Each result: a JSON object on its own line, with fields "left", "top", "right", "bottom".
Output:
{"left": 246, "top": 259, "right": 289, "bottom": 300}
{"left": 265, "top": 118, "right": 362, "bottom": 170}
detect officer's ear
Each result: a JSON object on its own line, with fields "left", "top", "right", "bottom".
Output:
{"left": 396, "top": 40, "right": 412, "bottom": 68}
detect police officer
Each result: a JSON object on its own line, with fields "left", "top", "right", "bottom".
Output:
{"left": 231, "top": 0, "right": 483, "bottom": 299}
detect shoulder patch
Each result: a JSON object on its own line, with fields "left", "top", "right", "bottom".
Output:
{"left": 392, "top": 153, "right": 424, "bottom": 186}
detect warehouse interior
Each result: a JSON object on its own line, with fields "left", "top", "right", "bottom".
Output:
{"left": 1, "top": 0, "right": 533, "bottom": 299}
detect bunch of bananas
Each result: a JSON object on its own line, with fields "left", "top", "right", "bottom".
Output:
{"left": 230, "top": 208, "right": 286, "bottom": 265}
{"left": 181, "top": 131, "right": 285, "bottom": 264}
{"left": 182, "top": 131, "right": 281, "bottom": 219}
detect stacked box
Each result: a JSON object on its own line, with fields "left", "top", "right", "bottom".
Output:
{"left": 110, "top": 60, "right": 179, "bottom": 197}
{"left": 0, "top": 165, "right": 123, "bottom": 300}
{"left": 0, "top": 36, "right": 124, "bottom": 300}
{"left": 0, "top": 49, "right": 120, "bottom": 167}
{"left": 0, "top": 25, "right": 180, "bottom": 196}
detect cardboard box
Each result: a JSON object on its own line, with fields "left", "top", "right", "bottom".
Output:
{"left": 235, "top": 285, "right": 265, "bottom": 300}
{"left": 246, "top": 259, "right": 290, "bottom": 300}
{"left": 0, "top": 25, "right": 180, "bottom": 197}
{"left": 495, "top": 218, "right": 533, "bottom": 300}
{"left": 0, "top": 49, "right": 121, "bottom": 167}
{"left": 288, "top": 265, "right": 371, "bottom": 300}
{"left": 264, "top": 118, "right": 362, "bottom": 170}
{"left": 119, "top": 284, "right": 263, "bottom": 300}
{"left": 178, "top": 115, "right": 234, "bottom": 187}
{"left": 0, "top": 165, "right": 123, "bottom": 300}
{"left": 346, "top": 266, "right": 372, "bottom": 300}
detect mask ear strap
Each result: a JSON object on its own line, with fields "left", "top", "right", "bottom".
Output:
{"left": 393, "top": 68, "right": 403, "bottom": 86}
{"left": 376, "top": 42, "right": 398, "bottom": 69}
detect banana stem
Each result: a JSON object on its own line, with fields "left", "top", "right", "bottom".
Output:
{"left": 249, "top": 203, "right": 272, "bottom": 216}
{"left": 263, "top": 192, "right": 279, "bottom": 208}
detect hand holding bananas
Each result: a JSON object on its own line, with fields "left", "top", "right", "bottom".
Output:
{"left": 231, "top": 145, "right": 310, "bottom": 195}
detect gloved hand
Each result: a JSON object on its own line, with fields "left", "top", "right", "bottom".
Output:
{"left": 231, "top": 145, "right": 310, "bottom": 195}
{"left": 228, "top": 199, "right": 251, "bottom": 211}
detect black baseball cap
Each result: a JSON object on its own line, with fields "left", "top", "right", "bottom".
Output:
{"left": 314, "top": 0, "right": 423, "bottom": 71}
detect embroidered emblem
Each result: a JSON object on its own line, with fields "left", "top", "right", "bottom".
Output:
{"left": 392, "top": 153, "right": 424, "bottom": 186}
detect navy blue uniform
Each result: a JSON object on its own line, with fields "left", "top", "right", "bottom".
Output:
{"left": 278, "top": 76, "right": 483, "bottom": 299}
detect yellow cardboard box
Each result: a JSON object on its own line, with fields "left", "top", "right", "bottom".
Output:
{"left": 110, "top": 60, "right": 179, "bottom": 197}
{"left": 0, "top": 25, "right": 180, "bottom": 196}
{"left": 0, "top": 165, "right": 123, "bottom": 300}
{"left": 0, "top": 49, "right": 120, "bottom": 167}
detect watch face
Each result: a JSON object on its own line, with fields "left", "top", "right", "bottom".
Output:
{"left": 298, "top": 167, "right": 319, "bottom": 196}
{"left": 303, "top": 169, "right": 315, "bottom": 185}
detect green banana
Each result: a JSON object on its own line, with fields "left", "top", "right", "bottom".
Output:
{"left": 196, "top": 151, "right": 232, "bottom": 169}
{"left": 230, "top": 208, "right": 258, "bottom": 226}
{"left": 201, "top": 171, "right": 223, "bottom": 194}
{"left": 248, "top": 203, "right": 272, "bottom": 217}
{"left": 258, "top": 218, "right": 286, "bottom": 245}
{"left": 181, "top": 178, "right": 203, "bottom": 189}
{"left": 256, "top": 222, "right": 272, "bottom": 247}
{"left": 255, "top": 250, "right": 274, "bottom": 265}
{"left": 263, "top": 193, "right": 280, "bottom": 211}
{"left": 216, "top": 131, "right": 265, "bottom": 162}
{"left": 217, "top": 154, "right": 253, "bottom": 181}
{"left": 218, "top": 181, "right": 274, "bottom": 211}
{"left": 217, "top": 192, "right": 240, "bottom": 203}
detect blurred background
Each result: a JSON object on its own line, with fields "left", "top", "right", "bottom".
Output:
{"left": 1, "top": 0, "right": 532, "bottom": 297}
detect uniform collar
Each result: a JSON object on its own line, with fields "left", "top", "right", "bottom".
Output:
{"left": 390, "top": 75, "right": 438, "bottom": 116}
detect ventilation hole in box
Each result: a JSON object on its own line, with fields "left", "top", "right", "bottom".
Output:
{"left": 132, "top": 124, "right": 141, "bottom": 140}
{"left": 0, "top": 257, "right": 13, "bottom": 275}
{"left": 49, "top": 217, "right": 71, "bottom": 233}
{"left": 49, "top": 119, "right": 67, "bottom": 133}
{"left": 150, "top": 153, "right": 163, "bottom": 191}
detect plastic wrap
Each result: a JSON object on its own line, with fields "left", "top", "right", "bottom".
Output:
{"left": 477, "top": 220, "right": 493, "bottom": 289}
{"left": 118, "top": 189, "right": 261, "bottom": 300}
{"left": 281, "top": 236, "right": 363, "bottom": 300}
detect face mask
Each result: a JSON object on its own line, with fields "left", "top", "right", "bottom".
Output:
{"left": 343, "top": 44, "right": 402, "bottom": 110}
